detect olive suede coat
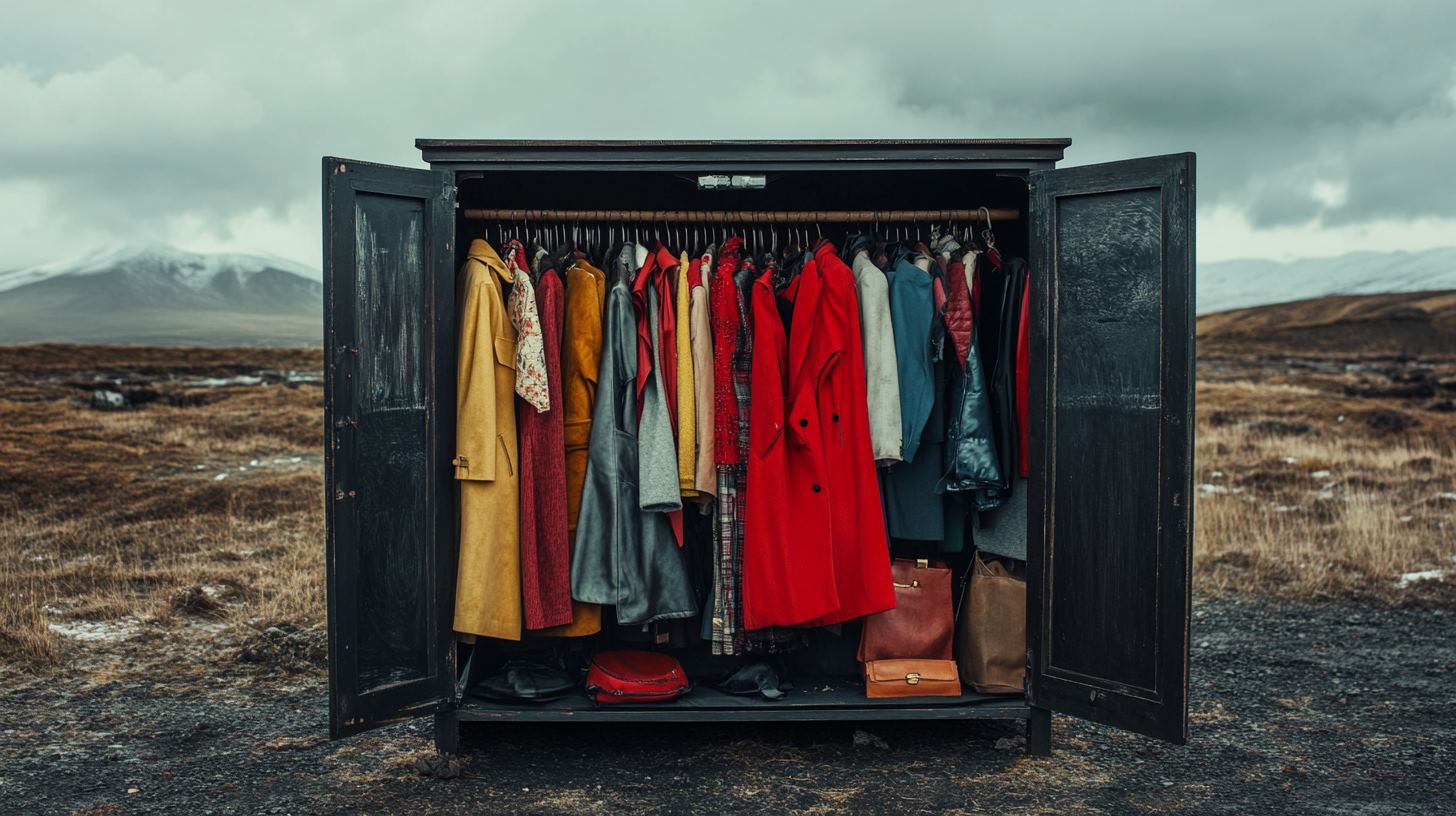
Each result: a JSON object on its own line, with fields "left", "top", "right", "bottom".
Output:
{"left": 452, "top": 239, "right": 522, "bottom": 641}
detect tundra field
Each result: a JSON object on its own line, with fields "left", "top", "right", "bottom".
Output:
{"left": 0, "top": 317, "right": 1452, "bottom": 814}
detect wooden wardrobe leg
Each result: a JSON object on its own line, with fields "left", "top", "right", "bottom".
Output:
{"left": 434, "top": 710, "right": 460, "bottom": 756}
{"left": 1027, "top": 707, "right": 1053, "bottom": 757}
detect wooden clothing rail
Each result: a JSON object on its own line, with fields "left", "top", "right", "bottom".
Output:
{"left": 461, "top": 208, "right": 1019, "bottom": 223}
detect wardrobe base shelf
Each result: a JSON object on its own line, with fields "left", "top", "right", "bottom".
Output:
{"left": 456, "top": 677, "right": 1028, "bottom": 722}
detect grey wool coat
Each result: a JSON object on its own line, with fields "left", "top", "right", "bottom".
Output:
{"left": 849, "top": 244, "right": 903, "bottom": 466}
{"left": 570, "top": 245, "right": 697, "bottom": 626}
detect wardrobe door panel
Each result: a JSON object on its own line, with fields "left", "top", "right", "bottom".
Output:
{"left": 1027, "top": 153, "right": 1195, "bottom": 743}
{"left": 323, "top": 157, "right": 456, "bottom": 739}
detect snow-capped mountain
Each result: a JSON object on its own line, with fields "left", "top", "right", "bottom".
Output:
{"left": 0, "top": 245, "right": 322, "bottom": 346}
{"left": 2, "top": 242, "right": 1454, "bottom": 345}
{"left": 1197, "top": 246, "right": 1456, "bottom": 314}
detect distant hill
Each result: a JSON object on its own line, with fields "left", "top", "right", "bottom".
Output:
{"left": 1198, "top": 247, "right": 1456, "bottom": 314}
{"left": 0, "top": 245, "right": 321, "bottom": 346}
{"left": 1198, "top": 290, "right": 1456, "bottom": 357}
{"left": 4, "top": 242, "right": 1456, "bottom": 348}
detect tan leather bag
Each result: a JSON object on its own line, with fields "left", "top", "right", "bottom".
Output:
{"left": 858, "top": 559, "right": 955, "bottom": 663}
{"left": 956, "top": 552, "right": 1026, "bottom": 694}
{"left": 863, "top": 658, "right": 961, "bottom": 698}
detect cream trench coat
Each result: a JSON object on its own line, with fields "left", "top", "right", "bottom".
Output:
{"left": 452, "top": 239, "right": 522, "bottom": 640}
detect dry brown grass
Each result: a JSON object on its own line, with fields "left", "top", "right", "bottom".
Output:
{"left": 0, "top": 343, "right": 1452, "bottom": 672}
{"left": 0, "top": 345, "right": 324, "bottom": 668}
{"left": 1194, "top": 365, "right": 1456, "bottom": 603}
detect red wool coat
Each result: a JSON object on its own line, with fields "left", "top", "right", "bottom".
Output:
{"left": 743, "top": 267, "right": 839, "bottom": 630}
{"left": 743, "top": 244, "right": 895, "bottom": 629}
{"left": 801, "top": 243, "right": 895, "bottom": 625}
{"left": 520, "top": 264, "right": 573, "bottom": 630}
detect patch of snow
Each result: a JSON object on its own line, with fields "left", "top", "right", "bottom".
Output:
{"left": 47, "top": 617, "right": 142, "bottom": 642}
{"left": 1283, "top": 457, "right": 1298, "bottom": 464}
{"left": 1399, "top": 515, "right": 1414, "bottom": 523}
{"left": 249, "top": 459, "right": 260, "bottom": 467}
{"left": 1209, "top": 470, "right": 1225, "bottom": 479}
{"left": 188, "top": 375, "right": 264, "bottom": 388}
{"left": 1433, "top": 493, "right": 1456, "bottom": 503}
{"left": 1317, "top": 490, "right": 1336, "bottom": 500}
{"left": 1200, "top": 484, "right": 1229, "bottom": 495}
{"left": 290, "top": 456, "right": 302, "bottom": 463}
{"left": 1396, "top": 570, "right": 1448, "bottom": 589}
{"left": 1275, "top": 506, "right": 1295, "bottom": 513}
{"left": 1310, "top": 470, "right": 1332, "bottom": 479}
{"left": 214, "top": 473, "right": 228, "bottom": 481}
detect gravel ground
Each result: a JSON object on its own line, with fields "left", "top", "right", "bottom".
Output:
{"left": 3, "top": 594, "right": 1453, "bottom": 816}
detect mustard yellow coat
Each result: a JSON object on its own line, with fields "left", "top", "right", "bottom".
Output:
{"left": 453, "top": 239, "right": 521, "bottom": 641}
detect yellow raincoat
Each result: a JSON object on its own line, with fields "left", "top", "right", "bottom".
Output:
{"left": 452, "top": 239, "right": 521, "bottom": 640}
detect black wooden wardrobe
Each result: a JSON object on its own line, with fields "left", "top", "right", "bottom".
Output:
{"left": 322, "top": 139, "right": 1196, "bottom": 755}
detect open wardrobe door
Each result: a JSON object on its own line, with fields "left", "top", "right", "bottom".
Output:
{"left": 1026, "top": 153, "right": 1195, "bottom": 743}
{"left": 323, "top": 158, "right": 456, "bottom": 739}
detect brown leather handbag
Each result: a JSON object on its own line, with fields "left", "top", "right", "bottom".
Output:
{"left": 858, "top": 558, "right": 955, "bottom": 663}
{"left": 858, "top": 559, "right": 960, "bottom": 698}
{"left": 863, "top": 658, "right": 960, "bottom": 698}
{"left": 956, "top": 552, "right": 1026, "bottom": 694}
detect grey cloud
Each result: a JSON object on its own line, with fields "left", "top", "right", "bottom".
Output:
{"left": 0, "top": 0, "right": 1453, "bottom": 266}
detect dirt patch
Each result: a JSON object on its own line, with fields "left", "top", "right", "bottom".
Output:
{"left": 232, "top": 623, "right": 327, "bottom": 673}
{"left": 0, "top": 596, "right": 1452, "bottom": 815}
{"left": 1363, "top": 408, "right": 1421, "bottom": 433}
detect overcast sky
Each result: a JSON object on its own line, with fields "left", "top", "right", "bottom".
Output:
{"left": 3, "top": 0, "right": 1454, "bottom": 272}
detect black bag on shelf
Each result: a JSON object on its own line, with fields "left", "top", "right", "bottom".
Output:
{"left": 469, "top": 660, "right": 577, "bottom": 704}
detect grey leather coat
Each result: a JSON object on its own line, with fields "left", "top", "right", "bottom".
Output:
{"left": 570, "top": 245, "right": 697, "bottom": 626}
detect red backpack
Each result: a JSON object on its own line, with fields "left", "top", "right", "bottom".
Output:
{"left": 584, "top": 650, "right": 690, "bottom": 704}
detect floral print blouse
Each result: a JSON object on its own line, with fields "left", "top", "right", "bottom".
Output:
{"left": 505, "top": 240, "right": 550, "bottom": 413}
